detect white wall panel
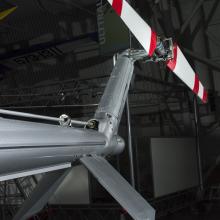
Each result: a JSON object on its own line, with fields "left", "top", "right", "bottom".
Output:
{"left": 151, "top": 138, "right": 199, "bottom": 198}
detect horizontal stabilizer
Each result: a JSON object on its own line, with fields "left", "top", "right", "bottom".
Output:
{"left": 80, "top": 155, "right": 155, "bottom": 220}
{"left": 13, "top": 168, "right": 71, "bottom": 220}
{"left": 0, "top": 163, "right": 71, "bottom": 182}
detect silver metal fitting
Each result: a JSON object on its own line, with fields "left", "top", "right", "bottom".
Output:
{"left": 59, "top": 114, "right": 72, "bottom": 127}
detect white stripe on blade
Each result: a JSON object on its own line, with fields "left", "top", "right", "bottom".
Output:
{"left": 198, "top": 81, "right": 204, "bottom": 100}
{"left": 107, "top": 0, "right": 156, "bottom": 56}
{"left": 173, "top": 47, "right": 195, "bottom": 91}
{"left": 120, "top": 0, "right": 152, "bottom": 54}
{"left": 168, "top": 45, "right": 207, "bottom": 102}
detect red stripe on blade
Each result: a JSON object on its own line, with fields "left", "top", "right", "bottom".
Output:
{"left": 166, "top": 44, "right": 177, "bottom": 71}
{"left": 112, "top": 0, "right": 123, "bottom": 16}
{"left": 193, "top": 74, "right": 199, "bottom": 95}
{"left": 202, "top": 90, "right": 208, "bottom": 103}
{"left": 148, "top": 30, "right": 157, "bottom": 57}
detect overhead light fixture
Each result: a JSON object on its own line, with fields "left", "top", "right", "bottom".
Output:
{"left": 0, "top": 1, "right": 17, "bottom": 21}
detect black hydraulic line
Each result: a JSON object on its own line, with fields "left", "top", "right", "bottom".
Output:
{"left": 193, "top": 96, "right": 204, "bottom": 192}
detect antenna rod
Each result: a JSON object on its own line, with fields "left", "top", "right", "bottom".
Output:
{"left": 0, "top": 109, "right": 87, "bottom": 126}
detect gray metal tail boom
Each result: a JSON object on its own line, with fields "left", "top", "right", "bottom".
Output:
{"left": 0, "top": 118, "right": 106, "bottom": 180}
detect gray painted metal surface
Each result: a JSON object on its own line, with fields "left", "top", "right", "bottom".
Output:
{"left": 80, "top": 155, "right": 155, "bottom": 220}
{"left": 13, "top": 168, "right": 71, "bottom": 220}
{"left": 95, "top": 54, "right": 134, "bottom": 140}
{"left": 0, "top": 118, "right": 106, "bottom": 179}
{"left": 4, "top": 52, "right": 155, "bottom": 220}
{"left": 0, "top": 109, "right": 62, "bottom": 123}
{"left": 0, "top": 52, "right": 134, "bottom": 181}
{"left": 95, "top": 55, "right": 134, "bottom": 121}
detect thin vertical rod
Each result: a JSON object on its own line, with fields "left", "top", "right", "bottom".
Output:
{"left": 193, "top": 96, "right": 204, "bottom": 192}
{"left": 127, "top": 0, "right": 132, "bottom": 50}
{"left": 126, "top": 98, "right": 135, "bottom": 188}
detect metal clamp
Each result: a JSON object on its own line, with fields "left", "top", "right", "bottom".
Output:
{"left": 127, "top": 37, "right": 174, "bottom": 63}
{"left": 85, "top": 119, "right": 99, "bottom": 130}
{"left": 59, "top": 114, "right": 72, "bottom": 127}
{"left": 152, "top": 37, "right": 174, "bottom": 62}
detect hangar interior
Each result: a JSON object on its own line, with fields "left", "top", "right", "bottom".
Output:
{"left": 0, "top": 0, "right": 220, "bottom": 219}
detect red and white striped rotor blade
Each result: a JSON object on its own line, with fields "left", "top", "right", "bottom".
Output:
{"left": 167, "top": 44, "right": 208, "bottom": 103}
{"left": 107, "top": 0, "right": 157, "bottom": 56}
{"left": 107, "top": 0, "right": 208, "bottom": 103}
